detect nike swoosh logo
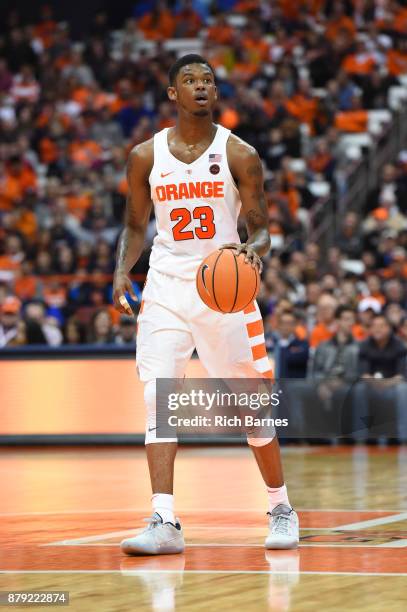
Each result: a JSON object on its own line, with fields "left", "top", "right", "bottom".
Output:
{"left": 160, "top": 171, "right": 174, "bottom": 178}
{"left": 201, "top": 264, "right": 209, "bottom": 292}
{"left": 148, "top": 427, "right": 157, "bottom": 432}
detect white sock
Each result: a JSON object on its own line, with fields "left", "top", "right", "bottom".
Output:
{"left": 267, "top": 484, "right": 291, "bottom": 512}
{"left": 152, "top": 493, "right": 175, "bottom": 524}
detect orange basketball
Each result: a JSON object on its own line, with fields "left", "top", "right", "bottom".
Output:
{"left": 196, "top": 248, "right": 260, "bottom": 314}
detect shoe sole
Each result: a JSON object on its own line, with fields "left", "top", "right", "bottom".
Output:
{"left": 265, "top": 540, "right": 299, "bottom": 550}
{"left": 121, "top": 543, "right": 185, "bottom": 556}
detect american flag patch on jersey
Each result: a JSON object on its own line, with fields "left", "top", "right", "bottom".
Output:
{"left": 209, "top": 153, "right": 222, "bottom": 162}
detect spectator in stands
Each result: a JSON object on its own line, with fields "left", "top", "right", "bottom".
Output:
{"left": 367, "top": 163, "right": 407, "bottom": 214}
{"left": 19, "top": 319, "right": 48, "bottom": 345}
{"left": 87, "top": 308, "right": 115, "bottom": 344}
{"left": 63, "top": 317, "right": 86, "bottom": 345}
{"left": 268, "top": 310, "right": 309, "bottom": 379}
{"left": 24, "top": 301, "right": 63, "bottom": 346}
{"left": 335, "top": 212, "right": 363, "bottom": 259}
{"left": 310, "top": 305, "right": 359, "bottom": 420}
{"left": 398, "top": 316, "right": 407, "bottom": 345}
{"left": 0, "top": 1, "right": 404, "bottom": 371}
{"left": 354, "top": 314, "right": 407, "bottom": 441}
{"left": 0, "top": 296, "right": 22, "bottom": 347}
{"left": 115, "top": 315, "right": 137, "bottom": 346}
{"left": 309, "top": 305, "right": 359, "bottom": 438}
{"left": 385, "top": 302, "right": 405, "bottom": 331}
{"left": 309, "top": 294, "right": 338, "bottom": 348}
{"left": 356, "top": 296, "right": 382, "bottom": 339}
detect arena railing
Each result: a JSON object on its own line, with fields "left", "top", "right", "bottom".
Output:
{"left": 309, "top": 99, "right": 407, "bottom": 252}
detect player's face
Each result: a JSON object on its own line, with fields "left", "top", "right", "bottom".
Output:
{"left": 168, "top": 64, "right": 217, "bottom": 117}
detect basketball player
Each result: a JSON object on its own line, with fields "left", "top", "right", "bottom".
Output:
{"left": 113, "top": 55, "right": 299, "bottom": 554}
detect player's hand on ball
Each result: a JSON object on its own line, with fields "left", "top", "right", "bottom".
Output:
{"left": 113, "top": 272, "right": 138, "bottom": 316}
{"left": 220, "top": 243, "right": 263, "bottom": 273}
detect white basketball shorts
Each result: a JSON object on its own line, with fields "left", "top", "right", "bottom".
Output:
{"left": 136, "top": 268, "right": 273, "bottom": 382}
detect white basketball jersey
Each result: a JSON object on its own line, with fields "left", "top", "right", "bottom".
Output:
{"left": 148, "top": 124, "right": 241, "bottom": 280}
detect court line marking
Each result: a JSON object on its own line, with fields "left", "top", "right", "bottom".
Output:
{"left": 336, "top": 513, "right": 407, "bottom": 531}
{"left": 40, "top": 542, "right": 407, "bottom": 549}
{"left": 1, "top": 570, "right": 406, "bottom": 577}
{"left": 0, "top": 508, "right": 403, "bottom": 517}
{"left": 377, "top": 539, "right": 407, "bottom": 548}
{"left": 40, "top": 527, "right": 329, "bottom": 546}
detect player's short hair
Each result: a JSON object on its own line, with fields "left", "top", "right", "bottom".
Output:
{"left": 168, "top": 54, "right": 215, "bottom": 85}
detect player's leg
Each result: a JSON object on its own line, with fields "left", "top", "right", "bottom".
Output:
{"left": 192, "top": 299, "right": 299, "bottom": 549}
{"left": 121, "top": 272, "right": 195, "bottom": 555}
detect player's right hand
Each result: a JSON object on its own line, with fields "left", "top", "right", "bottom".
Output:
{"left": 113, "top": 272, "right": 138, "bottom": 316}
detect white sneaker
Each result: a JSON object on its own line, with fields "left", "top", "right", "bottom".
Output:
{"left": 121, "top": 513, "right": 185, "bottom": 556}
{"left": 265, "top": 504, "right": 299, "bottom": 550}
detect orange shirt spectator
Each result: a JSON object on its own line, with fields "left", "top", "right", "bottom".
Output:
{"left": 34, "top": 19, "right": 57, "bottom": 48}
{"left": 0, "top": 255, "right": 21, "bottom": 274}
{"left": 376, "top": 6, "right": 407, "bottom": 34}
{"left": 39, "top": 137, "right": 59, "bottom": 165}
{"left": 325, "top": 16, "right": 356, "bottom": 41}
{"left": 17, "top": 166, "right": 36, "bottom": 193}
{"left": 43, "top": 285, "right": 68, "bottom": 308}
{"left": 14, "top": 209, "right": 38, "bottom": 241}
{"left": 92, "top": 92, "right": 114, "bottom": 112}
{"left": 387, "top": 49, "right": 407, "bottom": 77}
{"left": 71, "top": 86, "right": 92, "bottom": 108}
{"left": 359, "top": 289, "right": 386, "bottom": 307}
{"left": 393, "top": 6, "right": 407, "bottom": 34}
{"left": 0, "top": 160, "right": 37, "bottom": 211}
{"left": 65, "top": 193, "right": 92, "bottom": 220}
{"left": 272, "top": 187, "right": 300, "bottom": 220}
{"left": 295, "top": 324, "right": 308, "bottom": 340}
{"left": 310, "top": 322, "right": 335, "bottom": 347}
{"left": 235, "top": 0, "right": 260, "bottom": 12}
{"left": 109, "top": 80, "right": 133, "bottom": 115}
{"left": 0, "top": 172, "right": 21, "bottom": 211}
{"left": 219, "top": 107, "right": 240, "bottom": 130}
{"left": 335, "top": 110, "right": 368, "bottom": 133}
{"left": 285, "top": 94, "right": 317, "bottom": 130}
{"left": 308, "top": 150, "right": 333, "bottom": 175}
{"left": 14, "top": 267, "right": 37, "bottom": 301}
{"left": 110, "top": 95, "right": 131, "bottom": 115}
{"left": 230, "top": 59, "right": 258, "bottom": 82}
{"left": 242, "top": 30, "right": 270, "bottom": 64}
{"left": 262, "top": 99, "right": 275, "bottom": 120}
{"left": 69, "top": 140, "right": 102, "bottom": 167}
{"left": 342, "top": 53, "right": 376, "bottom": 76}
{"left": 117, "top": 176, "right": 128, "bottom": 197}
{"left": 352, "top": 323, "right": 369, "bottom": 341}
{"left": 207, "top": 20, "right": 234, "bottom": 45}
{"left": 279, "top": 0, "right": 305, "bottom": 19}
{"left": 138, "top": 9, "right": 175, "bottom": 40}
{"left": 175, "top": 7, "right": 201, "bottom": 38}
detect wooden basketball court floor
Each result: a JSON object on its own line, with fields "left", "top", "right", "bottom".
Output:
{"left": 0, "top": 445, "right": 406, "bottom": 611}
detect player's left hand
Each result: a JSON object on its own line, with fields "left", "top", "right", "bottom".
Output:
{"left": 220, "top": 243, "right": 263, "bottom": 273}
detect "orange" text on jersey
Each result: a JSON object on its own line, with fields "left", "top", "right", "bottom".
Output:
{"left": 156, "top": 181, "right": 224, "bottom": 202}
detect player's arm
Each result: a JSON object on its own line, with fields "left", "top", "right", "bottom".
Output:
{"left": 223, "top": 136, "right": 270, "bottom": 272}
{"left": 113, "top": 140, "right": 153, "bottom": 315}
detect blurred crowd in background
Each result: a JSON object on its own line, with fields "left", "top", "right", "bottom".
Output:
{"left": 0, "top": 0, "right": 407, "bottom": 352}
